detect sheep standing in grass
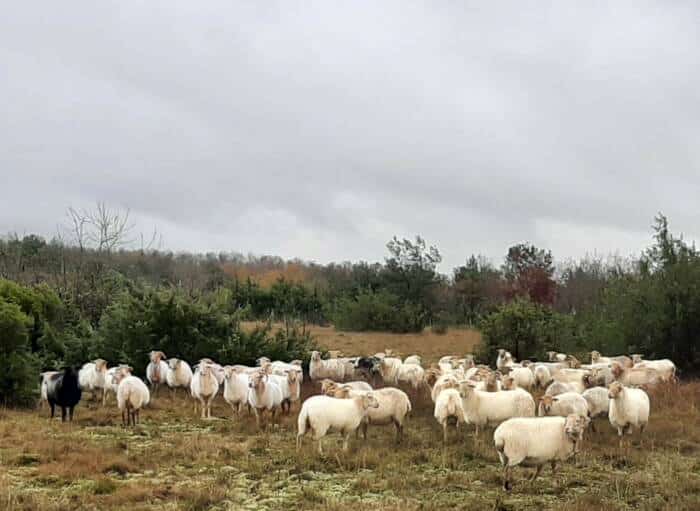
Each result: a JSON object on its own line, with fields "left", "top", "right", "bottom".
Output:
{"left": 247, "top": 370, "right": 283, "bottom": 428}
{"left": 78, "top": 359, "right": 109, "bottom": 405}
{"left": 611, "top": 363, "right": 660, "bottom": 386}
{"left": 496, "top": 350, "right": 513, "bottom": 372}
{"left": 434, "top": 388, "right": 466, "bottom": 443}
{"left": 632, "top": 357, "right": 677, "bottom": 383}
{"left": 39, "top": 371, "right": 59, "bottom": 410}
{"left": 608, "top": 382, "right": 650, "bottom": 446}
{"left": 327, "top": 386, "right": 412, "bottom": 442}
{"left": 269, "top": 370, "right": 301, "bottom": 413}
{"left": 114, "top": 368, "right": 150, "bottom": 427}
{"left": 508, "top": 367, "right": 535, "bottom": 390}
{"left": 104, "top": 365, "right": 132, "bottom": 404}
{"left": 378, "top": 357, "right": 403, "bottom": 385}
{"left": 494, "top": 414, "right": 589, "bottom": 491}
{"left": 537, "top": 393, "right": 589, "bottom": 418}
{"left": 146, "top": 351, "right": 168, "bottom": 396}
{"left": 459, "top": 382, "right": 536, "bottom": 436}
{"left": 582, "top": 387, "right": 610, "bottom": 432}
{"left": 223, "top": 366, "right": 250, "bottom": 416}
{"left": 397, "top": 363, "right": 425, "bottom": 390}
{"left": 545, "top": 381, "right": 583, "bottom": 396}
{"left": 166, "top": 358, "right": 193, "bottom": 394}
{"left": 270, "top": 360, "right": 304, "bottom": 382}
{"left": 309, "top": 351, "right": 347, "bottom": 382}
{"left": 296, "top": 392, "right": 380, "bottom": 455}
{"left": 191, "top": 363, "right": 220, "bottom": 419}
{"left": 431, "top": 374, "right": 460, "bottom": 403}
{"left": 45, "top": 367, "right": 82, "bottom": 421}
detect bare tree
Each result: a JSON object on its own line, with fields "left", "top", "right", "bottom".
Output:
{"left": 86, "top": 202, "right": 135, "bottom": 253}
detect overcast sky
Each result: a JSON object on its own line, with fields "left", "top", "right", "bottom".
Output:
{"left": 2, "top": 2, "right": 700, "bottom": 270}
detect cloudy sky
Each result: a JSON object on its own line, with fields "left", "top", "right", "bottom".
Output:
{"left": 2, "top": 1, "right": 699, "bottom": 269}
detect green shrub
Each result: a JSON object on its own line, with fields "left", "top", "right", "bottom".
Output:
{"left": 329, "top": 289, "right": 427, "bottom": 333}
{"left": 0, "top": 299, "right": 39, "bottom": 405}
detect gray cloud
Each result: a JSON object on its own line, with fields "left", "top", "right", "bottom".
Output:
{"left": 2, "top": 1, "right": 700, "bottom": 269}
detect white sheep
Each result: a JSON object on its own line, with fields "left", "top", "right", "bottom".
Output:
{"left": 459, "top": 383, "right": 536, "bottom": 436}
{"left": 309, "top": 351, "right": 347, "bottom": 381}
{"left": 296, "top": 392, "right": 380, "bottom": 455}
{"left": 222, "top": 366, "right": 250, "bottom": 416}
{"left": 191, "top": 363, "right": 220, "bottom": 419}
{"left": 496, "top": 349, "right": 512, "bottom": 372}
{"left": 270, "top": 360, "right": 304, "bottom": 382}
{"left": 591, "top": 351, "right": 632, "bottom": 368}
{"left": 537, "top": 392, "right": 589, "bottom": 419}
{"left": 378, "top": 357, "right": 403, "bottom": 385}
{"left": 146, "top": 351, "right": 169, "bottom": 395}
{"left": 326, "top": 385, "right": 412, "bottom": 442}
{"left": 434, "top": 388, "right": 466, "bottom": 442}
{"left": 608, "top": 382, "right": 650, "bottom": 446}
{"left": 39, "top": 371, "right": 60, "bottom": 410}
{"left": 431, "top": 373, "right": 460, "bottom": 403}
{"left": 508, "top": 367, "right": 535, "bottom": 390}
{"left": 611, "top": 363, "right": 660, "bottom": 386}
{"left": 166, "top": 358, "right": 193, "bottom": 393}
{"left": 582, "top": 387, "right": 610, "bottom": 432}
{"left": 545, "top": 381, "right": 584, "bottom": 396}
{"left": 104, "top": 365, "right": 132, "bottom": 404}
{"left": 114, "top": 370, "right": 150, "bottom": 427}
{"left": 269, "top": 370, "right": 301, "bottom": 413}
{"left": 321, "top": 379, "right": 373, "bottom": 394}
{"left": 397, "top": 363, "right": 425, "bottom": 390}
{"left": 78, "top": 359, "right": 109, "bottom": 405}
{"left": 546, "top": 351, "right": 567, "bottom": 362}
{"left": 552, "top": 368, "right": 590, "bottom": 385}
{"left": 494, "top": 414, "right": 589, "bottom": 491}
{"left": 533, "top": 365, "right": 553, "bottom": 389}
{"left": 632, "top": 357, "right": 676, "bottom": 382}
{"left": 403, "top": 355, "right": 422, "bottom": 366}
{"left": 247, "top": 370, "right": 283, "bottom": 428}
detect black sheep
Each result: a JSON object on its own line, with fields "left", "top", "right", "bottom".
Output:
{"left": 46, "top": 367, "right": 82, "bottom": 422}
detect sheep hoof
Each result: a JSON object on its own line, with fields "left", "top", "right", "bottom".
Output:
{"left": 503, "top": 481, "right": 512, "bottom": 492}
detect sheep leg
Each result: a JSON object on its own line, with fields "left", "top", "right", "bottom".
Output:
{"left": 200, "top": 399, "right": 206, "bottom": 419}
{"left": 443, "top": 423, "right": 448, "bottom": 444}
{"left": 50, "top": 403, "right": 55, "bottom": 419}
{"left": 590, "top": 420, "right": 597, "bottom": 433}
{"left": 550, "top": 460, "right": 557, "bottom": 474}
{"left": 69, "top": 407, "right": 75, "bottom": 422}
{"left": 296, "top": 433, "right": 303, "bottom": 451}
{"left": 317, "top": 437, "right": 324, "bottom": 456}
{"left": 135, "top": 409, "right": 140, "bottom": 426}
{"left": 529, "top": 465, "right": 543, "bottom": 482}
{"left": 61, "top": 407, "right": 67, "bottom": 422}
{"left": 503, "top": 465, "right": 513, "bottom": 491}
{"left": 342, "top": 432, "right": 350, "bottom": 452}
{"left": 253, "top": 408, "right": 261, "bottom": 429}
{"left": 362, "top": 421, "right": 368, "bottom": 440}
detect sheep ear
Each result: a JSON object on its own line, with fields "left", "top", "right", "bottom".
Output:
{"left": 552, "top": 397, "right": 559, "bottom": 402}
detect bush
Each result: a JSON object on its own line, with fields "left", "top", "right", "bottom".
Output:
{"left": 477, "top": 298, "right": 576, "bottom": 364}
{"left": 329, "top": 290, "right": 427, "bottom": 333}
{"left": 0, "top": 299, "right": 39, "bottom": 406}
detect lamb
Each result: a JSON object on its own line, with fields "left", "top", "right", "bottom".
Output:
{"left": 166, "top": 358, "right": 193, "bottom": 393}
{"left": 222, "top": 366, "right": 250, "bottom": 416}
{"left": 537, "top": 392, "right": 589, "bottom": 419}
{"left": 545, "top": 381, "right": 584, "bottom": 396}
{"left": 45, "top": 367, "right": 82, "bottom": 422}
{"left": 296, "top": 392, "right": 380, "bottom": 455}
{"left": 403, "top": 355, "right": 422, "bottom": 366}
{"left": 269, "top": 370, "right": 301, "bottom": 413}
{"left": 309, "top": 351, "right": 347, "bottom": 381}
{"left": 146, "top": 351, "right": 169, "bottom": 395}
{"left": 326, "top": 385, "right": 412, "bottom": 442}
{"left": 632, "top": 357, "right": 676, "bottom": 382}
{"left": 547, "top": 351, "right": 567, "bottom": 362}
{"left": 247, "top": 370, "right": 283, "bottom": 428}
{"left": 611, "top": 362, "right": 660, "bottom": 386}
{"left": 459, "top": 382, "right": 536, "bottom": 436}
{"left": 190, "top": 363, "right": 220, "bottom": 419}
{"left": 590, "top": 351, "right": 633, "bottom": 368}
{"left": 434, "top": 388, "right": 466, "bottom": 442}
{"left": 608, "top": 382, "right": 650, "bottom": 446}
{"left": 114, "top": 369, "right": 150, "bottom": 427}
{"left": 582, "top": 387, "right": 610, "bottom": 432}
{"left": 533, "top": 365, "right": 553, "bottom": 389}
{"left": 494, "top": 414, "right": 589, "bottom": 491}
{"left": 78, "top": 359, "right": 109, "bottom": 405}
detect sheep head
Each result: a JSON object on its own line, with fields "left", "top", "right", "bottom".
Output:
{"left": 320, "top": 379, "right": 337, "bottom": 394}
{"left": 608, "top": 381, "right": 624, "bottom": 399}
{"left": 310, "top": 351, "right": 321, "bottom": 362}
{"left": 590, "top": 350, "right": 601, "bottom": 363}
{"left": 539, "top": 395, "right": 556, "bottom": 415}
{"left": 564, "top": 414, "right": 589, "bottom": 450}
{"left": 501, "top": 375, "right": 516, "bottom": 390}
{"left": 360, "top": 392, "right": 380, "bottom": 409}
{"left": 149, "top": 351, "right": 166, "bottom": 363}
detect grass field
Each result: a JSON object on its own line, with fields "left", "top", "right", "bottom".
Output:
{"left": 2, "top": 329, "right": 700, "bottom": 510}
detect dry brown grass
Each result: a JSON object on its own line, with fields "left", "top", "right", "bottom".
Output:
{"left": 2, "top": 333, "right": 700, "bottom": 510}
{"left": 243, "top": 322, "right": 483, "bottom": 362}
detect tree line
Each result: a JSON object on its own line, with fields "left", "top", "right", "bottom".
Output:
{"left": 1, "top": 209, "right": 699, "bottom": 405}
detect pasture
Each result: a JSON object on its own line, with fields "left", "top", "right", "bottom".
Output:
{"left": 1, "top": 330, "right": 700, "bottom": 510}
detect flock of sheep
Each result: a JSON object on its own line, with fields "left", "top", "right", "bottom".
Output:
{"left": 38, "top": 347, "right": 677, "bottom": 491}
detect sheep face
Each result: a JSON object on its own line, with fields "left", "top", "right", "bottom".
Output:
{"left": 94, "top": 359, "right": 108, "bottom": 372}
{"left": 631, "top": 354, "right": 644, "bottom": 364}
{"left": 608, "top": 382, "right": 624, "bottom": 399}
{"left": 501, "top": 376, "right": 516, "bottom": 390}
{"left": 320, "top": 379, "right": 336, "bottom": 394}
{"left": 424, "top": 369, "right": 440, "bottom": 387}
{"left": 567, "top": 355, "right": 581, "bottom": 368}
{"left": 149, "top": 351, "right": 165, "bottom": 363}
{"left": 564, "top": 414, "right": 588, "bottom": 448}
{"left": 249, "top": 371, "right": 266, "bottom": 390}
{"left": 590, "top": 350, "right": 601, "bottom": 363}
{"left": 538, "top": 395, "right": 556, "bottom": 415}
{"left": 361, "top": 393, "right": 380, "bottom": 409}
{"left": 547, "top": 351, "right": 557, "bottom": 362}
{"left": 458, "top": 381, "right": 476, "bottom": 399}
{"left": 610, "top": 363, "right": 624, "bottom": 379}
{"left": 168, "top": 358, "right": 180, "bottom": 370}
{"left": 257, "top": 357, "right": 271, "bottom": 366}
{"left": 310, "top": 351, "right": 321, "bottom": 362}
{"left": 582, "top": 374, "right": 594, "bottom": 388}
